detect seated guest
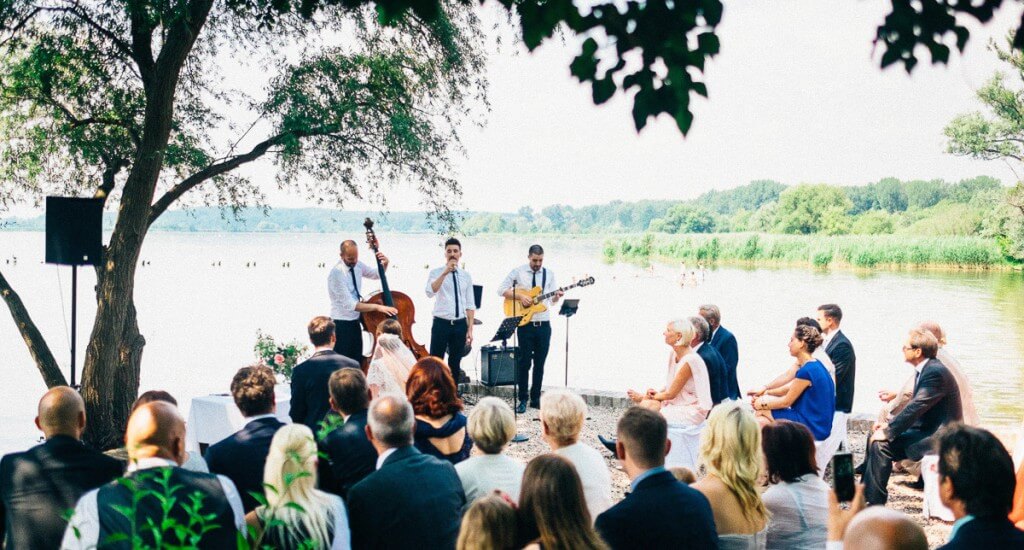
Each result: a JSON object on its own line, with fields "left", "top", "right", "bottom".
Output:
{"left": 246, "top": 424, "right": 349, "bottom": 549}
{"left": 319, "top": 368, "right": 377, "bottom": 499}
{"left": 366, "top": 318, "right": 416, "bottom": 398}
{"left": 692, "top": 401, "right": 768, "bottom": 549}
{"left": 936, "top": 425, "right": 1024, "bottom": 549}
{"left": 347, "top": 394, "right": 466, "bottom": 549}
{"left": 406, "top": 356, "right": 472, "bottom": 464}
{"left": 690, "top": 315, "right": 728, "bottom": 405}
{"left": 699, "top": 304, "right": 740, "bottom": 398}
{"left": 752, "top": 324, "right": 835, "bottom": 442}
{"left": 63, "top": 402, "right": 245, "bottom": 549}
{"left": 761, "top": 420, "right": 829, "bottom": 549}
{"left": 626, "top": 319, "right": 712, "bottom": 469}
{"left": 518, "top": 454, "right": 608, "bottom": 550}
{"left": 206, "top": 365, "right": 285, "bottom": 512}
{"left": 749, "top": 318, "right": 836, "bottom": 394}
{"left": 862, "top": 329, "right": 962, "bottom": 506}
{"left": 291, "top": 316, "right": 359, "bottom": 432}
{"left": 0, "top": 387, "right": 123, "bottom": 550}
{"left": 595, "top": 407, "right": 717, "bottom": 550}
{"left": 920, "top": 321, "right": 978, "bottom": 426}
{"left": 455, "top": 397, "right": 525, "bottom": 502}
{"left": 456, "top": 494, "right": 517, "bottom": 550}
{"left": 131, "top": 390, "right": 208, "bottom": 472}
{"left": 540, "top": 390, "right": 612, "bottom": 520}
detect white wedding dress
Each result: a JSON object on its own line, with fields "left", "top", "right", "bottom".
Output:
{"left": 366, "top": 334, "right": 417, "bottom": 397}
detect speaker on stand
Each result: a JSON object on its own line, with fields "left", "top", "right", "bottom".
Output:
{"left": 45, "top": 197, "right": 104, "bottom": 388}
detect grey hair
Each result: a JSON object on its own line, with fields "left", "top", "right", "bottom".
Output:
{"left": 698, "top": 304, "right": 721, "bottom": 324}
{"left": 689, "top": 316, "right": 710, "bottom": 343}
{"left": 367, "top": 393, "right": 414, "bottom": 448}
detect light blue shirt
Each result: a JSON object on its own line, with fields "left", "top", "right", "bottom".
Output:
{"left": 949, "top": 514, "right": 975, "bottom": 540}
{"left": 629, "top": 466, "right": 667, "bottom": 492}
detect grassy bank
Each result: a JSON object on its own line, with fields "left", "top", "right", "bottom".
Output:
{"left": 604, "top": 233, "right": 1017, "bottom": 269}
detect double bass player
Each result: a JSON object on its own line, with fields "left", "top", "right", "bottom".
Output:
{"left": 327, "top": 240, "right": 398, "bottom": 363}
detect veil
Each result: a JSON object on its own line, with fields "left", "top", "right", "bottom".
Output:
{"left": 367, "top": 334, "right": 417, "bottom": 396}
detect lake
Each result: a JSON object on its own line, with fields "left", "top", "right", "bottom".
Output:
{"left": 1, "top": 231, "right": 1022, "bottom": 453}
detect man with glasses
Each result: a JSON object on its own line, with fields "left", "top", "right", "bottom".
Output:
{"left": 861, "top": 329, "right": 962, "bottom": 505}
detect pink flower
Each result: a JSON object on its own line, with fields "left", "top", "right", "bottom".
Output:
{"left": 273, "top": 353, "right": 285, "bottom": 365}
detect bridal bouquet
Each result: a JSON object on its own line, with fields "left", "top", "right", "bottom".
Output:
{"left": 254, "top": 330, "right": 309, "bottom": 382}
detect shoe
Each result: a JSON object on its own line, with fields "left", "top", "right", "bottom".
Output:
{"left": 529, "top": 401, "right": 540, "bottom": 410}
{"left": 598, "top": 435, "right": 617, "bottom": 454}
{"left": 900, "top": 476, "right": 924, "bottom": 490}
{"left": 516, "top": 402, "right": 527, "bottom": 414}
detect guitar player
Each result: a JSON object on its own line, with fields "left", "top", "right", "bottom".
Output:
{"left": 498, "top": 244, "right": 563, "bottom": 413}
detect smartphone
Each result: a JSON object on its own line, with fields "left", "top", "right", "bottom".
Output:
{"left": 831, "top": 452, "right": 855, "bottom": 502}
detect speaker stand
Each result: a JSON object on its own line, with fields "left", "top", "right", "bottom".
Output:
{"left": 70, "top": 265, "right": 79, "bottom": 389}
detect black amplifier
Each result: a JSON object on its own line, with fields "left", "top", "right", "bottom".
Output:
{"left": 480, "top": 345, "right": 517, "bottom": 387}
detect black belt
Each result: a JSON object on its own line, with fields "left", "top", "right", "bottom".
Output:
{"left": 334, "top": 318, "right": 362, "bottom": 324}
{"left": 434, "top": 317, "right": 467, "bottom": 325}
{"left": 521, "top": 320, "right": 549, "bottom": 327}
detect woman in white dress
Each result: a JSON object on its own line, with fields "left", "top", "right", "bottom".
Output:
{"left": 626, "top": 319, "right": 712, "bottom": 468}
{"left": 365, "top": 319, "right": 416, "bottom": 399}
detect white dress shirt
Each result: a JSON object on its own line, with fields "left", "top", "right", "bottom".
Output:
{"left": 425, "top": 266, "right": 475, "bottom": 320}
{"left": 328, "top": 260, "right": 380, "bottom": 320}
{"left": 375, "top": 447, "right": 398, "bottom": 470}
{"left": 555, "top": 443, "right": 612, "bottom": 522}
{"left": 61, "top": 457, "right": 246, "bottom": 550}
{"left": 497, "top": 265, "right": 557, "bottom": 322}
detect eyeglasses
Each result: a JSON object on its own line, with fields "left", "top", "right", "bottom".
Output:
{"left": 902, "top": 345, "right": 919, "bottom": 351}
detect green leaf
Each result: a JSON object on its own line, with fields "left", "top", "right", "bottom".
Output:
{"left": 592, "top": 78, "right": 616, "bottom": 104}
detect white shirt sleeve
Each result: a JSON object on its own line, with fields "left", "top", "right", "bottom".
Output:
{"left": 497, "top": 268, "right": 518, "bottom": 295}
{"left": 330, "top": 496, "right": 351, "bottom": 550}
{"left": 216, "top": 475, "right": 247, "bottom": 531}
{"left": 329, "top": 267, "right": 358, "bottom": 314}
{"left": 61, "top": 489, "right": 99, "bottom": 550}
{"left": 546, "top": 270, "right": 557, "bottom": 294}
{"left": 463, "top": 271, "right": 476, "bottom": 312}
{"left": 425, "top": 267, "right": 441, "bottom": 298}
{"left": 360, "top": 260, "right": 380, "bottom": 281}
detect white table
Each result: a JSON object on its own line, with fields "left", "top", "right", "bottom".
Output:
{"left": 186, "top": 384, "right": 292, "bottom": 453}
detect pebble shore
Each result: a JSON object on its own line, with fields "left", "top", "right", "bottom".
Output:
{"left": 461, "top": 391, "right": 953, "bottom": 548}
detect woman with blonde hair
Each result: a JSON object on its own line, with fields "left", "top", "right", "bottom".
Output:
{"left": 517, "top": 454, "right": 608, "bottom": 550}
{"left": 692, "top": 401, "right": 769, "bottom": 549}
{"left": 246, "top": 424, "right": 350, "bottom": 549}
{"left": 456, "top": 493, "right": 517, "bottom": 550}
{"left": 366, "top": 318, "right": 416, "bottom": 398}
{"left": 456, "top": 397, "right": 525, "bottom": 502}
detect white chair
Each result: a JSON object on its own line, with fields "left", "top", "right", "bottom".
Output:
{"left": 921, "top": 454, "right": 954, "bottom": 521}
{"left": 815, "top": 412, "right": 848, "bottom": 477}
{"left": 666, "top": 422, "right": 705, "bottom": 470}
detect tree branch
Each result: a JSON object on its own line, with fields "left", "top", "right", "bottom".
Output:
{"left": 0, "top": 269, "right": 67, "bottom": 388}
{"left": 0, "top": 7, "right": 43, "bottom": 49}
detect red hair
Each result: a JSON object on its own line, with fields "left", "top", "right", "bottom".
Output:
{"left": 406, "top": 356, "right": 463, "bottom": 418}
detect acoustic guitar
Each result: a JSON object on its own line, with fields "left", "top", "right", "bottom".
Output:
{"left": 503, "top": 276, "right": 595, "bottom": 326}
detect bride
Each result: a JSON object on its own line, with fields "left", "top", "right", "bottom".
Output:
{"left": 366, "top": 319, "right": 417, "bottom": 398}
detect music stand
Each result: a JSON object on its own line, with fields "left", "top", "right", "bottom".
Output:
{"left": 559, "top": 299, "right": 580, "bottom": 386}
{"left": 491, "top": 315, "right": 528, "bottom": 442}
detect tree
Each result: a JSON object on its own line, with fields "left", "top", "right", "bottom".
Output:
{"left": 873, "top": 177, "right": 909, "bottom": 212}
{"left": 0, "top": 0, "right": 490, "bottom": 448}
{"left": 649, "top": 204, "right": 716, "bottom": 233}
{"left": 904, "top": 179, "right": 948, "bottom": 209}
{"left": 774, "top": 184, "right": 853, "bottom": 235}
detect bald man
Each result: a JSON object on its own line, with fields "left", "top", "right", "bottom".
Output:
{"left": 843, "top": 507, "right": 927, "bottom": 550}
{"left": 328, "top": 239, "right": 397, "bottom": 362}
{"left": 0, "top": 387, "right": 123, "bottom": 549}
{"left": 62, "top": 402, "right": 245, "bottom": 549}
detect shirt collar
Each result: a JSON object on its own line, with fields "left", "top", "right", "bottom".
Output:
{"left": 914, "top": 360, "right": 927, "bottom": 375}
{"left": 245, "top": 413, "right": 278, "bottom": 425}
{"left": 376, "top": 447, "right": 398, "bottom": 470}
{"left": 693, "top": 341, "right": 704, "bottom": 352}
{"left": 950, "top": 515, "right": 974, "bottom": 539}
{"left": 630, "top": 466, "right": 667, "bottom": 492}
{"left": 128, "top": 456, "right": 178, "bottom": 472}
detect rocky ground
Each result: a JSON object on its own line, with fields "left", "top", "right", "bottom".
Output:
{"left": 461, "top": 393, "right": 953, "bottom": 548}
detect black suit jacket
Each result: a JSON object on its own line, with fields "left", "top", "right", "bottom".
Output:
{"left": 697, "top": 343, "right": 728, "bottom": 405}
{"left": 710, "top": 325, "right": 740, "bottom": 399}
{"left": 318, "top": 410, "right": 377, "bottom": 499}
{"left": 205, "top": 416, "right": 285, "bottom": 512}
{"left": 348, "top": 445, "right": 466, "bottom": 550}
{"left": 939, "top": 516, "right": 1024, "bottom": 549}
{"left": 595, "top": 470, "right": 718, "bottom": 550}
{"left": 0, "top": 435, "right": 124, "bottom": 550}
{"left": 825, "top": 330, "right": 856, "bottom": 413}
{"left": 885, "top": 358, "right": 962, "bottom": 444}
{"left": 291, "top": 350, "right": 360, "bottom": 432}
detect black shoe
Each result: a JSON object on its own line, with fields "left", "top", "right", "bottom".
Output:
{"left": 598, "top": 435, "right": 617, "bottom": 454}
{"left": 529, "top": 401, "right": 540, "bottom": 409}
{"left": 854, "top": 462, "right": 866, "bottom": 475}
{"left": 900, "top": 476, "right": 924, "bottom": 490}
{"left": 516, "top": 402, "right": 527, "bottom": 414}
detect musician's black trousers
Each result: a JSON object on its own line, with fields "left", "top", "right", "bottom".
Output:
{"left": 516, "top": 321, "right": 551, "bottom": 405}
{"left": 333, "top": 319, "right": 363, "bottom": 363}
{"left": 430, "top": 317, "right": 468, "bottom": 385}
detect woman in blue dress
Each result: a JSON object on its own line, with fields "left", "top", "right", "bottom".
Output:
{"left": 752, "top": 325, "right": 835, "bottom": 441}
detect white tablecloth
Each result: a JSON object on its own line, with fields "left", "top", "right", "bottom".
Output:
{"left": 186, "top": 384, "right": 291, "bottom": 452}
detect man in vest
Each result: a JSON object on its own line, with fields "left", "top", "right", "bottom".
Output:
{"left": 62, "top": 402, "right": 245, "bottom": 549}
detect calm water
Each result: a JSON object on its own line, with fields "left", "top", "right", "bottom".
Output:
{"left": 2, "top": 232, "right": 1023, "bottom": 452}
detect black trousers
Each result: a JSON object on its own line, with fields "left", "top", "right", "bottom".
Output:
{"left": 862, "top": 429, "right": 931, "bottom": 505}
{"left": 516, "top": 322, "right": 551, "bottom": 404}
{"left": 333, "top": 319, "right": 363, "bottom": 363}
{"left": 430, "top": 317, "right": 468, "bottom": 384}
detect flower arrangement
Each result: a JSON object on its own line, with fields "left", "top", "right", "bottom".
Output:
{"left": 254, "top": 330, "right": 309, "bottom": 382}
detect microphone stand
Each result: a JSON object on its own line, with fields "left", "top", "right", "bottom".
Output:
{"left": 510, "top": 279, "right": 528, "bottom": 443}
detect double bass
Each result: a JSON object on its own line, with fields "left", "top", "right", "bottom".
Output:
{"left": 360, "top": 218, "right": 430, "bottom": 367}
